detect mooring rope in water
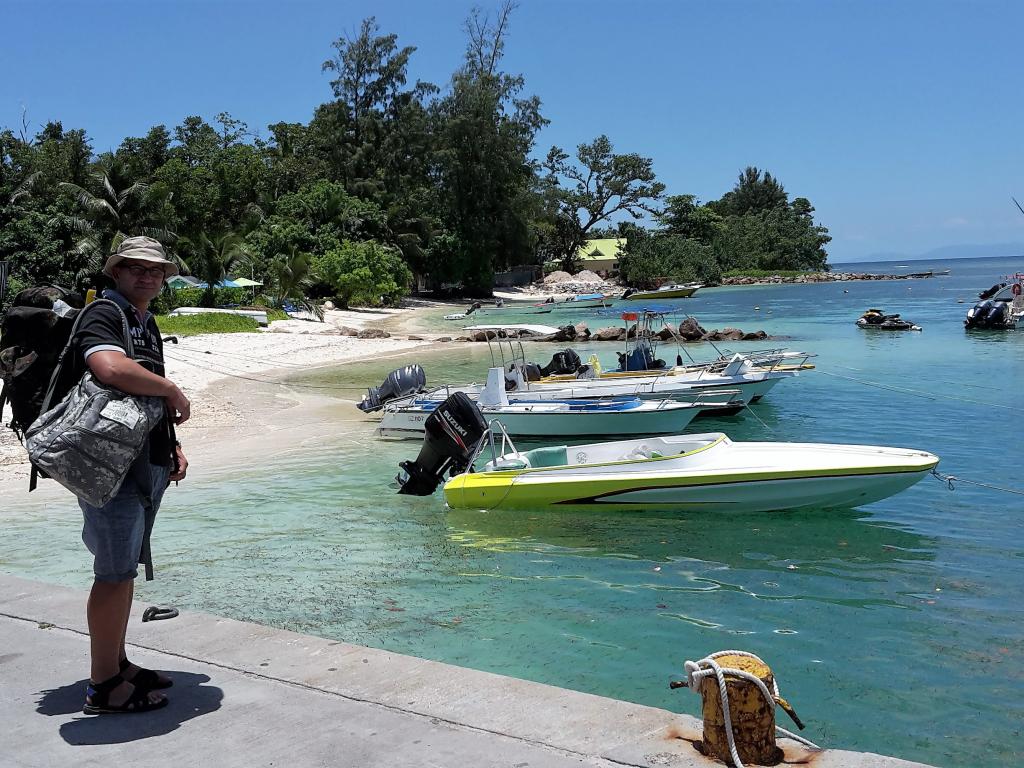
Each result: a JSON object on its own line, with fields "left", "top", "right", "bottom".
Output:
{"left": 930, "top": 469, "right": 1024, "bottom": 497}
{"left": 684, "top": 651, "right": 820, "bottom": 768}
{"left": 831, "top": 363, "right": 1003, "bottom": 392}
{"left": 817, "top": 370, "right": 1014, "bottom": 411}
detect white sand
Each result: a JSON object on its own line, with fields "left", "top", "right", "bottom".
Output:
{"left": 0, "top": 307, "right": 431, "bottom": 486}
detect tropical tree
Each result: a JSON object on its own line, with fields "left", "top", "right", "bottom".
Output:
{"left": 433, "top": 1, "right": 545, "bottom": 293}
{"left": 176, "top": 227, "right": 251, "bottom": 306}
{"left": 58, "top": 158, "right": 172, "bottom": 278}
{"left": 266, "top": 244, "right": 321, "bottom": 317}
{"left": 709, "top": 167, "right": 788, "bottom": 217}
{"left": 543, "top": 134, "right": 664, "bottom": 271}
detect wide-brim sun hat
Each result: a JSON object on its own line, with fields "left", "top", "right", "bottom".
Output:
{"left": 102, "top": 236, "right": 179, "bottom": 278}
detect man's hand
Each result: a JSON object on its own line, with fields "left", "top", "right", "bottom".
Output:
{"left": 169, "top": 445, "right": 188, "bottom": 482}
{"left": 166, "top": 385, "right": 191, "bottom": 425}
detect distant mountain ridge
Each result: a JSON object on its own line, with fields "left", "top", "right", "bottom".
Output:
{"left": 847, "top": 242, "right": 1024, "bottom": 264}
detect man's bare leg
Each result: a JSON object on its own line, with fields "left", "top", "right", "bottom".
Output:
{"left": 87, "top": 579, "right": 163, "bottom": 707}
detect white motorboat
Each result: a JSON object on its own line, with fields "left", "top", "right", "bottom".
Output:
{"left": 964, "top": 273, "right": 1024, "bottom": 330}
{"left": 445, "top": 430, "right": 939, "bottom": 512}
{"left": 622, "top": 282, "right": 702, "bottom": 300}
{"left": 379, "top": 369, "right": 709, "bottom": 438}
{"left": 525, "top": 352, "right": 798, "bottom": 404}
{"left": 391, "top": 394, "right": 939, "bottom": 512}
{"left": 536, "top": 292, "right": 616, "bottom": 310}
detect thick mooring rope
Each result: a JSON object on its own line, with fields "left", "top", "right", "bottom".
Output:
{"left": 684, "top": 650, "right": 820, "bottom": 768}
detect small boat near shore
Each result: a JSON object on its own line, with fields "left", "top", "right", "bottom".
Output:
{"left": 394, "top": 394, "right": 940, "bottom": 512}
{"left": 378, "top": 369, "right": 720, "bottom": 438}
{"left": 544, "top": 292, "right": 616, "bottom": 309}
{"left": 622, "top": 282, "right": 702, "bottom": 300}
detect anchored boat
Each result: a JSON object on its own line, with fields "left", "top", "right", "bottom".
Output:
{"left": 395, "top": 394, "right": 940, "bottom": 512}
{"left": 964, "top": 273, "right": 1024, "bottom": 330}
{"left": 622, "top": 283, "right": 702, "bottom": 300}
{"left": 378, "top": 368, "right": 719, "bottom": 438}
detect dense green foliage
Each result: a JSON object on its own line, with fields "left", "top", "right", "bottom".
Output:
{"left": 619, "top": 170, "right": 831, "bottom": 286}
{"left": 0, "top": 4, "right": 831, "bottom": 309}
{"left": 314, "top": 240, "right": 411, "bottom": 307}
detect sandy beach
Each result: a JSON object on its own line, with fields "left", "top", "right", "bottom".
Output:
{"left": 0, "top": 306, "right": 435, "bottom": 489}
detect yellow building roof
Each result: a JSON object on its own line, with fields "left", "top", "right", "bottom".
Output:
{"left": 578, "top": 238, "right": 625, "bottom": 261}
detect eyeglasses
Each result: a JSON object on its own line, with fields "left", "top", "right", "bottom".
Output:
{"left": 121, "top": 264, "right": 167, "bottom": 279}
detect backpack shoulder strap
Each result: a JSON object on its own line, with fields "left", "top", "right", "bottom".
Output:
{"left": 37, "top": 298, "right": 133, "bottom": 416}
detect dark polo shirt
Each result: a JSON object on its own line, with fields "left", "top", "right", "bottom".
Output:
{"left": 71, "top": 289, "right": 176, "bottom": 467}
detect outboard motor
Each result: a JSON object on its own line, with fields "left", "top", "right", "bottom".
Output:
{"left": 357, "top": 364, "right": 427, "bottom": 412}
{"left": 616, "top": 341, "right": 665, "bottom": 371}
{"left": 539, "top": 349, "right": 582, "bottom": 377}
{"left": 396, "top": 392, "right": 488, "bottom": 496}
{"left": 519, "top": 362, "right": 542, "bottom": 382}
{"left": 465, "top": 301, "right": 483, "bottom": 316}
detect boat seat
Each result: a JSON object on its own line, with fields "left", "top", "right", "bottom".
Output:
{"left": 521, "top": 446, "right": 569, "bottom": 468}
{"left": 622, "top": 444, "right": 665, "bottom": 461}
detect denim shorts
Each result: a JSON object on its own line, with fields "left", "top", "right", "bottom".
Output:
{"left": 80, "top": 461, "right": 171, "bottom": 582}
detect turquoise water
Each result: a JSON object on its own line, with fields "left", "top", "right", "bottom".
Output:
{"left": 3, "top": 255, "right": 1023, "bottom": 767}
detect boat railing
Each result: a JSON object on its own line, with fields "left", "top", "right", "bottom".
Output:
{"left": 466, "top": 420, "right": 520, "bottom": 473}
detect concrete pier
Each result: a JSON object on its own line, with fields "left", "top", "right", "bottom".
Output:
{"left": 0, "top": 574, "right": 936, "bottom": 768}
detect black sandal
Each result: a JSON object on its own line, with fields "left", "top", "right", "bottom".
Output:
{"left": 120, "top": 657, "right": 173, "bottom": 690}
{"left": 83, "top": 673, "right": 169, "bottom": 714}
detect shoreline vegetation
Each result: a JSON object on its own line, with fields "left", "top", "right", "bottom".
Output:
{"left": 1, "top": 6, "right": 831, "bottom": 318}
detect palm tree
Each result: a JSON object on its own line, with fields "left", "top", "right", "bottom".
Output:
{"left": 59, "top": 158, "right": 176, "bottom": 279}
{"left": 176, "top": 228, "right": 251, "bottom": 307}
{"left": 267, "top": 244, "right": 323, "bottom": 319}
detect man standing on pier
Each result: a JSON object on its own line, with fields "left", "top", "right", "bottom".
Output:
{"left": 72, "top": 236, "right": 190, "bottom": 714}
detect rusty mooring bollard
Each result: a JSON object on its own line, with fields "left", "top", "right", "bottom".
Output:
{"left": 671, "top": 651, "right": 812, "bottom": 768}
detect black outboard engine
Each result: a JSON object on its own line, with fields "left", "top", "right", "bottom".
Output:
{"left": 396, "top": 392, "right": 489, "bottom": 496}
{"left": 616, "top": 344, "right": 665, "bottom": 371}
{"left": 520, "top": 362, "right": 543, "bottom": 381}
{"left": 465, "top": 301, "right": 483, "bottom": 316}
{"left": 357, "top": 364, "right": 427, "bottom": 412}
{"left": 965, "top": 300, "right": 1009, "bottom": 329}
{"left": 539, "top": 349, "right": 582, "bottom": 376}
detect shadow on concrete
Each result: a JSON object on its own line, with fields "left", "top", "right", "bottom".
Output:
{"left": 35, "top": 671, "right": 223, "bottom": 745}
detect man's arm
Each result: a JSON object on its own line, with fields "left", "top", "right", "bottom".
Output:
{"left": 87, "top": 351, "right": 191, "bottom": 424}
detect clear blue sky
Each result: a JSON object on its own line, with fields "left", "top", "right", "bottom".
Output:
{"left": 3, "top": 0, "right": 1022, "bottom": 262}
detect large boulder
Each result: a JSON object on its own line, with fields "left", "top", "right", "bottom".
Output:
{"left": 357, "top": 328, "right": 390, "bottom": 339}
{"left": 705, "top": 328, "right": 744, "bottom": 341}
{"left": 339, "top": 326, "right": 360, "bottom": 336}
{"left": 547, "top": 324, "right": 577, "bottom": 342}
{"left": 742, "top": 330, "right": 768, "bottom": 341}
{"left": 678, "top": 317, "right": 706, "bottom": 341}
{"left": 472, "top": 330, "right": 497, "bottom": 341}
{"left": 656, "top": 325, "right": 675, "bottom": 341}
{"left": 574, "top": 321, "right": 591, "bottom": 340}
{"left": 592, "top": 326, "right": 623, "bottom": 341}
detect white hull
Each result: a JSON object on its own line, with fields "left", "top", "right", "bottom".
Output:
{"left": 380, "top": 400, "right": 701, "bottom": 438}
{"left": 444, "top": 433, "right": 940, "bottom": 511}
